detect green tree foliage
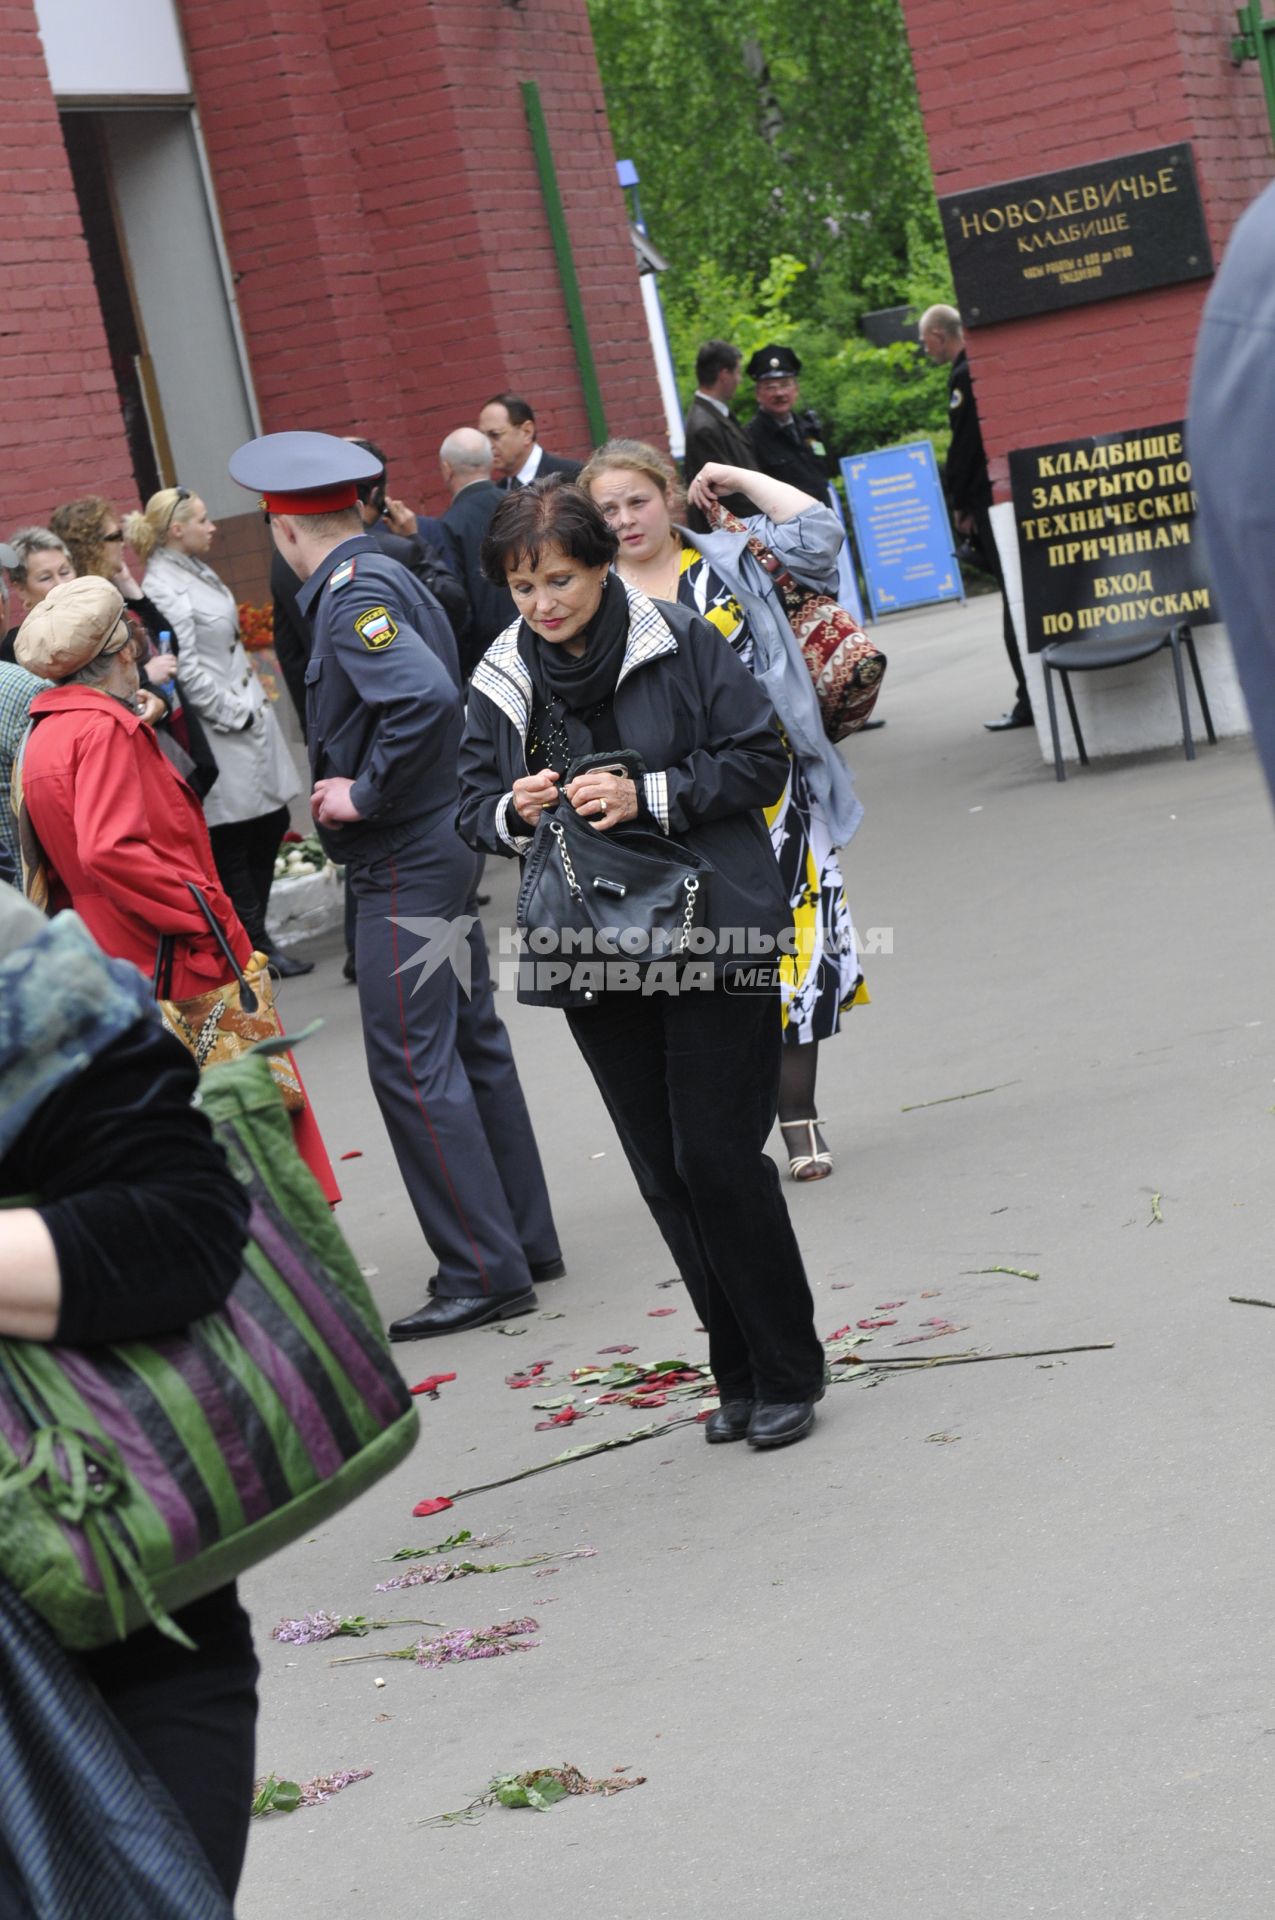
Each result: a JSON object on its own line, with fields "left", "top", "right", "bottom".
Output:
{"left": 587, "top": 0, "right": 957, "bottom": 453}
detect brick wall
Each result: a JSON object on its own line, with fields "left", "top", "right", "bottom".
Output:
{"left": 0, "top": 3, "right": 135, "bottom": 529}
{"left": 899, "top": 0, "right": 1274, "bottom": 491}
{"left": 181, "top": 0, "right": 667, "bottom": 517}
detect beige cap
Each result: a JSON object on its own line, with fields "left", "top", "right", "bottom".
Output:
{"left": 15, "top": 576, "right": 129, "bottom": 681}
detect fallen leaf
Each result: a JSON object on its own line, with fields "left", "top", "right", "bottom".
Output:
{"left": 925, "top": 1431, "right": 961, "bottom": 1444}
{"left": 830, "top": 1283, "right": 854, "bottom": 1291}
{"left": 921, "top": 1289, "right": 942, "bottom": 1299}
{"left": 412, "top": 1497, "right": 454, "bottom": 1518}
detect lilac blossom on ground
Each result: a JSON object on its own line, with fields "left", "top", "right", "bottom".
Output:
{"left": 410, "top": 1617, "right": 540, "bottom": 1668}
{"left": 300, "top": 1768, "right": 374, "bottom": 1805}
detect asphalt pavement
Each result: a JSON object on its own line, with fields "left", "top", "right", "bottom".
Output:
{"left": 238, "top": 594, "right": 1275, "bottom": 1920}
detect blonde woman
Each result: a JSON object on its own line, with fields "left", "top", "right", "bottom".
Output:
{"left": 124, "top": 488, "right": 307, "bottom": 975}
{"left": 579, "top": 441, "right": 865, "bottom": 1183}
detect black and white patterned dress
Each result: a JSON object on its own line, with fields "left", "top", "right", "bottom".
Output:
{"left": 676, "top": 543, "right": 867, "bottom": 1046}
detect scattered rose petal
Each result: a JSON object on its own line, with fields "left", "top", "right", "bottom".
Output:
{"left": 339, "top": 1150, "right": 364, "bottom": 1161}
{"left": 921, "top": 1289, "right": 942, "bottom": 1299}
{"left": 410, "top": 1373, "right": 456, "bottom": 1397}
{"left": 413, "top": 1497, "right": 454, "bottom": 1518}
{"left": 894, "top": 1323, "right": 969, "bottom": 1346}
{"left": 827, "top": 1324, "right": 853, "bottom": 1341}
{"left": 830, "top": 1283, "right": 853, "bottom": 1291}
{"left": 598, "top": 1344, "right": 638, "bottom": 1355}
{"left": 648, "top": 1308, "right": 677, "bottom": 1317}
{"left": 506, "top": 1362, "right": 550, "bottom": 1389}
{"left": 857, "top": 1317, "right": 897, "bottom": 1330}
{"left": 299, "top": 1767, "right": 373, "bottom": 1806}
{"left": 875, "top": 1301, "right": 906, "bottom": 1310}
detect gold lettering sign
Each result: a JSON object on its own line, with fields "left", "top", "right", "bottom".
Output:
{"left": 940, "top": 145, "right": 1212, "bottom": 326}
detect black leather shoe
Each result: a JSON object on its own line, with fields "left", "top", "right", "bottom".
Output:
{"left": 388, "top": 1290, "right": 538, "bottom": 1340}
{"left": 428, "top": 1257, "right": 562, "bottom": 1298}
{"left": 342, "top": 953, "right": 357, "bottom": 984}
{"left": 747, "top": 1399, "right": 819, "bottom": 1449}
{"left": 984, "top": 707, "right": 1034, "bottom": 731}
{"left": 858, "top": 717, "right": 887, "bottom": 730}
{"left": 704, "top": 1399, "right": 755, "bottom": 1444}
{"left": 266, "top": 948, "right": 314, "bottom": 978}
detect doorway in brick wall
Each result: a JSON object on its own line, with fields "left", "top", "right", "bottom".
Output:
{"left": 59, "top": 107, "right": 259, "bottom": 523}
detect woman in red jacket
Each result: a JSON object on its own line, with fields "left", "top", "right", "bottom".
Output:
{"left": 15, "top": 576, "right": 337, "bottom": 1200}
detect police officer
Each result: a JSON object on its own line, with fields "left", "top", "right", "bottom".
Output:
{"left": 745, "top": 345, "right": 835, "bottom": 498}
{"left": 229, "top": 432, "right": 563, "bottom": 1337}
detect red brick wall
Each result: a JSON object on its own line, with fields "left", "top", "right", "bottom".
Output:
{"left": 181, "top": 0, "right": 667, "bottom": 516}
{"left": 900, "top": 0, "right": 1274, "bottom": 492}
{"left": 0, "top": 2, "right": 135, "bottom": 527}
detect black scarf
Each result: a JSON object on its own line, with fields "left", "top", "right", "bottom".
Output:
{"left": 522, "top": 572, "right": 629, "bottom": 765}
{"left": 525, "top": 570, "right": 628, "bottom": 712}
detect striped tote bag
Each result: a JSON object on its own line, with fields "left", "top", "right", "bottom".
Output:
{"left": 0, "top": 1049, "right": 417, "bottom": 1652}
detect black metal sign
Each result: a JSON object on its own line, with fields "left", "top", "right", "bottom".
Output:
{"left": 939, "top": 146, "right": 1212, "bottom": 326}
{"left": 1008, "top": 421, "right": 1215, "bottom": 654}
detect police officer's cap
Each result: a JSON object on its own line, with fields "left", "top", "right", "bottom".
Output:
{"left": 228, "top": 431, "right": 383, "bottom": 515}
{"left": 746, "top": 344, "right": 802, "bottom": 382}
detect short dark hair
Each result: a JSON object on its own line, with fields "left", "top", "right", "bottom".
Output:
{"left": 480, "top": 473, "right": 618, "bottom": 585}
{"left": 485, "top": 392, "right": 535, "bottom": 428}
{"left": 696, "top": 340, "right": 741, "bottom": 386}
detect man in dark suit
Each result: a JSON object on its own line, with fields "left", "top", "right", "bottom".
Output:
{"left": 478, "top": 392, "right": 583, "bottom": 489}
{"left": 438, "top": 428, "right": 516, "bottom": 680}
{"left": 920, "top": 305, "right": 1032, "bottom": 731}
{"left": 682, "top": 340, "right": 761, "bottom": 533}
{"left": 745, "top": 345, "right": 835, "bottom": 499}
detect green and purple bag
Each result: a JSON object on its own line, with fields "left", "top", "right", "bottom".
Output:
{"left": 0, "top": 1050, "right": 417, "bottom": 1652}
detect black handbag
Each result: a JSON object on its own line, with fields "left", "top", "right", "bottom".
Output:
{"left": 515, "top": 750, "right": 714, "bottom": 966}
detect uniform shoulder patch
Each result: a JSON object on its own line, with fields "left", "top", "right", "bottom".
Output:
{"left": 950, "top": 387, "right": 964, "bottom": 409}
{"left": 354, "top": 605, "right": 398, "bottom": 650}
{"left": 329, "top": 558, "right": 357, "bottom": 592}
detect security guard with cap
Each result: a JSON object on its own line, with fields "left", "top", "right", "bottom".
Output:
{"left": 745, "top": 344, "right": 835, "bottom": 498}
{"left": 228, "top": 431, "right": 562, "bottom": 1338}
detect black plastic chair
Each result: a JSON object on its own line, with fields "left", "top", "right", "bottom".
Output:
{"left": 1041, "top": 622, "right": 1217, "bottom": 783}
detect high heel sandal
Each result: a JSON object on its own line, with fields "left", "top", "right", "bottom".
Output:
{"left": 779, "top": 1118, "right": 833, "bottom": 1183}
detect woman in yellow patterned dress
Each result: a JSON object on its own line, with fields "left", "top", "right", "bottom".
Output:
{"left": 581, "top": 443, "right": 865, "bottom": 1182}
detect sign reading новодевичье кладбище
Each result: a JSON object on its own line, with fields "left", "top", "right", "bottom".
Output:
{"left": 1008, "top": 422, "right": 1215, "bottom": 655}
{"left": 938, "top": 146, "right": 1212, "bottom": 326}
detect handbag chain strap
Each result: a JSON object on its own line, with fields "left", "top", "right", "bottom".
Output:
{"left": 677, "top": 876, "right": 700, "bottom": 952}
{"left": 550, "top": 821, "right": 584, "bottom": 904}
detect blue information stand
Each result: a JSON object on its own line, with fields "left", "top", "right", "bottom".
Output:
{"left": 841, "top": 441, "right": 963, "bottom": 617}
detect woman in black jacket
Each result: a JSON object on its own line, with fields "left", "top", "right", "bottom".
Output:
{"left": 457, "top": 477, "right": 827, "bottom": 1450}
{"left": 0, "top": 886, "right": 258, "bottom": 1903}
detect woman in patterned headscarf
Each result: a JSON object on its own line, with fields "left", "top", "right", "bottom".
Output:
{"left": 580, "top": 442, "right": 866, "bottom": 1183}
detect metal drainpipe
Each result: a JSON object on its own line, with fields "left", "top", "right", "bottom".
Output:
{"left": 1232, "top": 1, "right": 1275, "bottom": 149}
{"left": 520, "top": 80, "right": 608, "bottom": 447}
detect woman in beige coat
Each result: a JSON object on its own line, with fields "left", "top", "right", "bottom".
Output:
{"left": 125, "top": 488, "right": 309, "bottom": 975}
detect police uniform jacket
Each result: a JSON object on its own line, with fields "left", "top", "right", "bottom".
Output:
{"left": 746, "top": 408, "right": 833, "bottom": 498}
{"left": 456, "top": 585, "right": 790, "bottom": 1007}
{"left": 294, "top": 534, "right": 464, "bottom": 864}
{"left": 944, "top": 351, "right": 993, "bottom": 517}
{"left": 143, "top": 547, "right": 299, "bottom": 829}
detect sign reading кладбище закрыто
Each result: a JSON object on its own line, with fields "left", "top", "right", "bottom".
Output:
{"left": 1008, "top": 423, "right": 1215, "bottom": 655}
{"left": 938, "top": 145, "right": 1212, "bottom": 327}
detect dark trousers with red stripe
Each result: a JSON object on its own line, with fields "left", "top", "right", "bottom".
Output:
{"left": 348, "top": 825, "right": 559, "bottom": 1298}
